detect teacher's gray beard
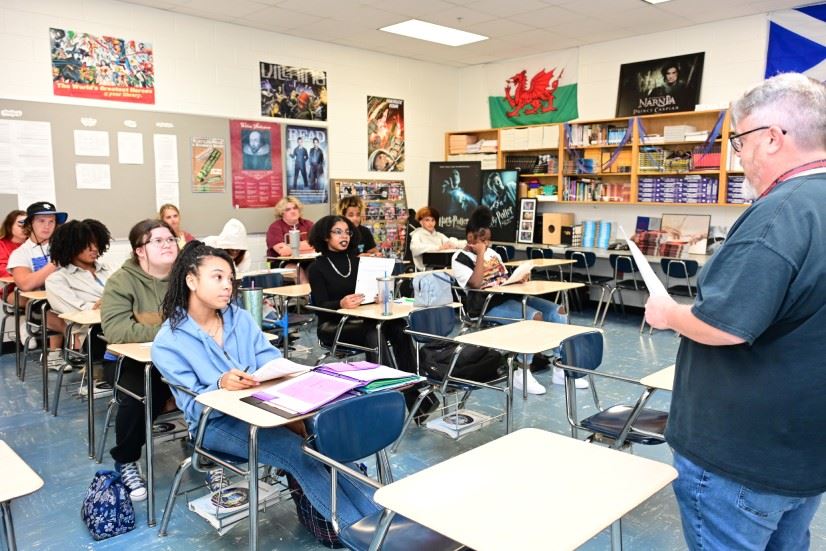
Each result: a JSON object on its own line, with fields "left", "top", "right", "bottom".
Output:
{"left": 741, "top": 177, "right": 759, "bottom": 201}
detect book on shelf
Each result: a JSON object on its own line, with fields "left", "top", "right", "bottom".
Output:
{"left": 425, "top": 409, "right": 491, "bottom": 439}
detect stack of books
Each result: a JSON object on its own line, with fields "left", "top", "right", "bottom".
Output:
{"left": 663, "top": 125, "right": 697, "bottom": 141}
{"left": 448, "top": 134, "right": 477, "bottom": 154}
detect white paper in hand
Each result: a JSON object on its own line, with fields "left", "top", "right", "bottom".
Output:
{"left": 504, "top": 260, "right": 534, "bottom": 285}
{"left": 252, "top": 357, "right": 310, "bottom": 382}
{"left": 619, "top": 226, "right": 667, "bottom": 297}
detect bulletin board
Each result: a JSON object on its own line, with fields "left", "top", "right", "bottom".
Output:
{"left": 0, "top": 98, "right": 329, "bottom": 238}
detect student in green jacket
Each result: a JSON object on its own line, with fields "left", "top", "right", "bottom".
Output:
{"left": 100, "top": 218, "right": 178, "bottom": 501}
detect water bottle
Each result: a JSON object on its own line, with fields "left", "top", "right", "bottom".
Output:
{"left": 238, "top": 286, "right": 263, "bottom": 328}
{"left": 377, "top": 275, "right": 393, "bottom": 316}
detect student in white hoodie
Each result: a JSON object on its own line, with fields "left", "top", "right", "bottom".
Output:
{"left": 204, "top": 218, "right": 251, "bottom": 273}
{"left": 408, "top": 206, "right": 465, "bottom": 270}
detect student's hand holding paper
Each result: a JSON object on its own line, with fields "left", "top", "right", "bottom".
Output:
{"left": 220, "top": 369, "right": 260, "bottom": 390}
{"left": 252, "top": 357, "right": 311, "bottom": 382}
{"left": 645, "top": 294, "right": 678, "bottom": 330}
{"left": 339, "top": 293, "right": 365, "bottom": 309}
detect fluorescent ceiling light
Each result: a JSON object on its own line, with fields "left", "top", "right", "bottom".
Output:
{"left": 380, "top": 19, "right": 488, "bottom": 47}
{"left": 641, "top": 0, "right": 673, "bottom": 4}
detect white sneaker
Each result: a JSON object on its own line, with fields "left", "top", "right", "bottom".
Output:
{"left": 79, "top": 380, "right": 113, "bottom": 397}
{"left": 552, "top": 367, "right": 590, "bottom": 389}
{"left": 117, "top": 461, "right": 147, "bottom": 502}
{"left": 513, "top": 368, "right": 546, "bottom": 395}
{"left": 46, "top": 350, "right": 72, "bottom": 372}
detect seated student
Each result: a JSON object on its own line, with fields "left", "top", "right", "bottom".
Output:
{"left": 9, "top": 202, "right": 68, "bottom": 370}
{"left": 152, "top": 241, "right": 380, "bottom": 534}
{"left": 100, "top": 218, "right": 179, "bottom": 501}
{"left": 45, "top": 219, "right": 113, "bottom": 379}
{"left": 451, "top": 206, "right": 586, "bottom": 395}
{"left": 306, "top": 215, "right": 413, "bottom": 373}
{"left": 0, "top": 209, "right": 27, "bottom": 279}
{"left": 266, "top": 196, "right": 315, "bottom": 283}
{"left": 409, "top": 206, "right": 465, "bottom": 271}
{"left": 338, "top": 195, "right": 378, "bottom": 256}
{"left": 204, "top": 218, "right": 251, "bottom": 273}
{"left": 159, "top": 203, "right": 195, "bottom": 248}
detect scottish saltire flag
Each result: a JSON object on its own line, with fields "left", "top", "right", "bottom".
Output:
{"left": 765, "top": 3, "right": 826, "bottom": 81}
{"left": 487, "top": 49, "right": 578, "bottom": 128}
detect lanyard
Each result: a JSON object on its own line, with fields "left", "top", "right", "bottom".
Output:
{"left": 758, "top": 159, "right": 826, "bottom": 200}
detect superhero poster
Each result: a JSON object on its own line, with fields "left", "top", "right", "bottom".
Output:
{"left": 260, "top": 62, "right": 327, "bottom": 121}
{"left": 49, "top": 28, "right": 154, "bottom": 104}
{"left": 616, "top": 53, "right": 705, "bottom": 116}
{"left": 367, "top": 96, "right": 404, "bottom": 172}
{"left": 285, "top": 125, "right": 329, "bottom": 205}
{"left": 480, "top": 169, "right": 519, "bottom": 242}
{"left": 229, "top": 120, "right": 282, "bottom": 208}
{"left": 428, "top": 162, "right": 482, "bottom": 239}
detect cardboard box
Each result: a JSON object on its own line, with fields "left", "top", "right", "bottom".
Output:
{"left": 542, "top": 213, "right": 575, "bottom": 244}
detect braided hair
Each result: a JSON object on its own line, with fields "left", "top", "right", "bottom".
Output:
{"left": 162, "top": 240, "right": 236, "bottom": 330}
{"left": 50, "top": 219, "right": 111, "bottom": 268}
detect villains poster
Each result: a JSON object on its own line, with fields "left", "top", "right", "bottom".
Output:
{"left": 615, "top": 53, "right": 704, "bottom": 117}
{"left": 230, "top": 120, "right": 282, "bottom": 208}
{"left": 260, "top": 62, "right": 327, "bottom": 121}
{"left": 285, "top": 125, "right": 329, "bottom": 205}
{"left": 481, "top": 169, "right": 518, "bottom": 242}
{"left": 367, "top": 96, "right": 404, "bottom": 171}
{"left": 428, "top": 162, "right": 482, "bottom": 239}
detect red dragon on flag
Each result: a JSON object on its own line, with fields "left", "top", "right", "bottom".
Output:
{"left": 504, "top": 68, "right": 564, "bottom": 118}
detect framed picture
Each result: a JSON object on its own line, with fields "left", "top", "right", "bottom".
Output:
{"left": 517, "top": 198, "right": 537, "bottom": 244}
{"left": 659, "top": 213, "right": 711, "bottom": 256}
{"left": 615, "top": 52, "right": 704, "bottom": 117}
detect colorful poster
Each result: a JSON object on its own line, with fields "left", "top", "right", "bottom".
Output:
{"left": 480, "top": 169, "right": 518, "bottom": 242}
{"left": 230, "top": 120, "right": 282, "bottom": 208}
{"left": 260, "top": 62, "right": 327, "bottom": 120}
{"left": 49, "top": 28, "right": 154, "bottom": 104}
{"left": 428, "top": 162, "right": 482, "bottom": 240}
{"left": 486, "top": 49, "right": 579, "bottom": 128}
{"left": 367, "top": 96, "right": 404, "bottom": 171}
{"left": 285, "top": 125, "right": 328, "bottom": 204}
{"left": 191, "top": 137, "right": 225, "bottom": 193}
{"left": 332, "top": 179, "right": 407, "bottom": 257}
{"left": 616, "top": 53, "right": 705, "bottom": 117}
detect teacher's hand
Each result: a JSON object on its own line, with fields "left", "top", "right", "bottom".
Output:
{"left": 220, "top": 369, "right": 259, "bottom": 391}
{"left": 644, "top": 294, "right": 677, "bottom": 330}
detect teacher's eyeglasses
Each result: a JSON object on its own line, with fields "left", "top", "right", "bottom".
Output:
{"left": 330, "top": 229, "right": 353, "bottom": 237}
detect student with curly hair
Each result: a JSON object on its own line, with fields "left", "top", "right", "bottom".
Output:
{"left": 152, "top": 241, "right": 379, "bottom": 536}
{"left": 337, "top": 195, "right": 378, "bottom": 256}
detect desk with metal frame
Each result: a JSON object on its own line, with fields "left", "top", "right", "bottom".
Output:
{"left": 640, "top": 364, "right": 675, "bottom": 392}
{"left": 421, "top": 249, "right": 461, "bottom": 269}
{"left": 454, "top": 320, "right": 598, "bottom": 429}
{"left": 0, "top": 440, "right": 44, "bottom": 551}
{"left": 472, "top": 279, "right": 583, "bottom": 326}
{"left": 17, "top": 290, "right": 49, "bottom": 411}
{"left": 371, "top": 428, "right": 677, "bottom": 551}
{"left": 262, "top": 283, "right": 311, "bottom": 359}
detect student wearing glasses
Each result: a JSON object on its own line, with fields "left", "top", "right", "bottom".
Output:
{"left": 100, "top": 218, "right": 179, "bottom": 502}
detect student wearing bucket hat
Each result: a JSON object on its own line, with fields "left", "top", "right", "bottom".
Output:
{"left": 8, "top": 201, "right": 69, "bottom": 370}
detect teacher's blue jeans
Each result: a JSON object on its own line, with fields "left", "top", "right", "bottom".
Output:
{"left": 203, "top": 414, "right": 380, "bottom": 528}
{"left": 485, "top": 296, "right": 567, "bottom": 363}
{"left": 673, "top": 451, "right": 822, "bottom": 551}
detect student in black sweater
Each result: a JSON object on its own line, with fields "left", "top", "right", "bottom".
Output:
{"left": 307, "top": 215, "right": 412, "bottom": 373}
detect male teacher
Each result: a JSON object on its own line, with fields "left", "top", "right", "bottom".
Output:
{"left": 646, "top": 73, "right": 826, "bottom": 550}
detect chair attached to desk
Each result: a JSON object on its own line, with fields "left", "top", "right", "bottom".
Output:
{"left": 660, "top": 258, "right": 699, "bottom": 298}
{"left": 554, "top": 331, "right": 667, "bottom": 450}
{"left": 302, "top": 391, "right": 464, "bottom": 551}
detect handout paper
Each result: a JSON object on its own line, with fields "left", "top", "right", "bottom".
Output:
{"left": 251, "top": 357, "right": 310, "bottom": 382}
{"left": 619, "top": 226, "right": 667, "bottom": 296}
{"left": 354, "top": 256, "right": 395, "bottom": 304}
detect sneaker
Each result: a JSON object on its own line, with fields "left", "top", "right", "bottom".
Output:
{"left": 513, "top": 368, "right": 546, "bottom": 395}
{"left": 552, "top": 367, "right": 590, "bottom": 389}
{"left": 117, "top": 461, "right": 147, "bottom": 502}
{"left": 46, "top": 350, "right": 72, "bottom": 372}
{"left": 79, "top": 380, "right": 113, "bottom": 397}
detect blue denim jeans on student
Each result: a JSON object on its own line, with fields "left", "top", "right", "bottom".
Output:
{"left": 673, "top": 451, "right": 822, "bottom": 551}
{"left": 202, "top": 414, "right": 381, "bottom": 528}
{"left": 485, "top": 296, "right": 567, "bottom": 363}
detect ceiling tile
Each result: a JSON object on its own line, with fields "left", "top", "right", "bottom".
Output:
{"left": 233, "top": 6, "right": 324, "bottom": 31}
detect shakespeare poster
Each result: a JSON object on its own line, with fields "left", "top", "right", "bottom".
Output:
{"left": 285, "top": 125, "right": 328, "bottom": 205}
{"left": 49, "top": 28, "right": 154, "bottom": 104}
{"left": 191, "top": 137, "right": 225, "bottom": 193}
{"left": 230, "top": 120, "right": 282, "bottom": 208}
{"left": 480, "top": 169, "right": 518, "bottom": 242}
{"left": 428, "top": 162, "right": 482, "bottom": 239}
{"left": 260, "top": 62, "right": 327, "bottom": 121}
{"left": 367, "top": 96, "right": 404, "bottom": 171}
{"left": 616, "top": 53, "right": 704, "bottom": 116}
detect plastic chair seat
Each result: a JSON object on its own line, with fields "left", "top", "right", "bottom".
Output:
{"left": 580, "top": 405, "right": 668, "bottom": 446}
{"left": 667, "top": 285, "right": 695, "bottom": 297}
{"left": 339, "top": 512, "right": 464, "bottom": 551}
{"left": 614, "top": 280, "right": 647, "bottom": 292}
{"left": 569, "top": 272, "right": 612, "bottom": 285}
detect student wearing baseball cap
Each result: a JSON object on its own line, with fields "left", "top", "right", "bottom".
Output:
{"left": 8, "top": 201, "right": 69, "bottom": 370}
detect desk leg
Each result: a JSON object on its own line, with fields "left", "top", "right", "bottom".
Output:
{"left": 375, "top": 321, "right": 383, "bottom": 366}
{"left": 248, "top": 425, "right": 259, "bottom": 551}
{"left": 610, "top": 519, "right": 623, "bottom": 550}
{"left": 506, "top": 355, "right": 514, "bottom": 434}
{"left": 367, "top": 509, "right": 396, "bottom": 551}
{"left": 40, "top": 301, "right": 48, "bottom": 411}
{"left": 280, "top": 296, "right": 289, "bottom": 359}
{"left": 13, "top": 289, "right": 20, "bottom": 380}
{"left": 1, "top": 500, "right": 17, "bottom": 551}
{"left": 86, "top": 327, "right": 95, "bottom": 458}
{"left": 144, "top": 362, "right": 156, "bottom": 527}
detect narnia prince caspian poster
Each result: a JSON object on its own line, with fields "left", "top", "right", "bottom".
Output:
{"left": 616, "top": 53, "right": 705, "bottom": 117}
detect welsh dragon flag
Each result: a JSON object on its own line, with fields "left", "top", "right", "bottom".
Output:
{"left": 765, "top": 2, "right": 826, "bottom": 81}
{"left": 487, "top": 49, "right": 578, "bottom": 128}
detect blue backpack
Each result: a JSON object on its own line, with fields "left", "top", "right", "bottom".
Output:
{"left": 413, "top": 272, "right": 454, "bottom": 307}
{"left": 81, "top": 470, "right": 136, "bottom": 541}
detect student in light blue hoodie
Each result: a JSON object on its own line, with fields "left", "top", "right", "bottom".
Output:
{"left": 152, "top": 241, "right": 379, "bottom": 533}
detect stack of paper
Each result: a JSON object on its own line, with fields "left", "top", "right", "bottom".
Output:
{"left": 426, "top": 409, "right": 491, "bottom": 439}
{"left": 449, "top": 134, "right": 478, "bottom": 154}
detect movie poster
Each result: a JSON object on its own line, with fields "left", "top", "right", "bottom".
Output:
{"left": 428, "top": 162, "right": 482, "bottom": 239}
{"left": 616, "top": 53, "right": 704, "bottom": 117}
{"left": 230, "top": 120, "right": 282, "bottom": 208}
{"left": 285, "top": 125, "right": 328, "bottom": 205}
{"left": 49, "top": 28, "right": 154, "bottom": 104}
{"left": 191, "top": 138, "right": 225, "bottom": 193}
{"left": 367, "top": 96, "right": 404, "bottom": 171}
{"left": 260, "top": 62, "right": 327, "bottom": 121}
{"left": 480, "top": 169, "right": 518, "bottom": 242}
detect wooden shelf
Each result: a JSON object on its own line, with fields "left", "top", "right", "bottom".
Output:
{"left": 640, "top": 139, "right": 721, "bottom": 146}
{"left": 560, "top": 200, "right": 632, "bottom": 205}
{"left": 638, "top": 170, "right": 720, "bottom": 176}
{"left": 563, "top": 173, "right": 632, "bottom": 177}
{"left": 519, "top": 173, "right": 558, "bottom": 178}
{"left": 568, "top": 144, "right": 631, "bottom": 149}
{"left": 502, "top": 147, "right": 559, "bottom": 153}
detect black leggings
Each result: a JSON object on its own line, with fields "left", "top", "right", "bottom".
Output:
{"left": 108, "top": 358, "right": 173, "bottom": 465}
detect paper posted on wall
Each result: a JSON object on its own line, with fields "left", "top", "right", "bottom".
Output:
{"left": 619, "top": 226, "right": 667, "bottom": 296}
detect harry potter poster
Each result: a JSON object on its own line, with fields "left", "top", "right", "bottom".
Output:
{"left": 428, "top": 162, "right": 482, "bottom": 239}
{"left": 481, "top": 169, "right": 518, "bottom": 242}
{"left": 616, "top": 53, "right": 704, "bottom": 117}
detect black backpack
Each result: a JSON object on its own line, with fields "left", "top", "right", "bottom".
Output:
{"left": 419, "top": 341, "right": 503, "bottom": 383}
